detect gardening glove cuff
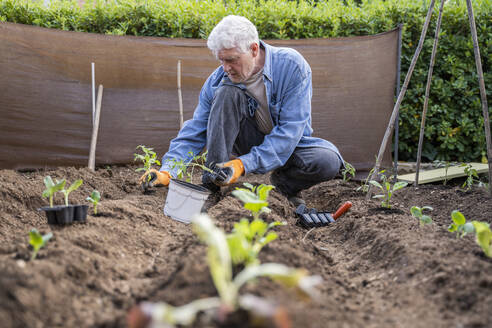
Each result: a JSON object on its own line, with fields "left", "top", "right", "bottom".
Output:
{"left": 215, "top": 159, "right": 244, "bottom": 186}
{"left": 139, "top": 169, "right": 171, "bottom": 191}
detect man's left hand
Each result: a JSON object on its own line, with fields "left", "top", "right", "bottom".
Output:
{"left": 212, "top": 159, "right": 244, "bottom": 186}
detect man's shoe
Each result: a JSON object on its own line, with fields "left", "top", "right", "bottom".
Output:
{"left": 270, "top": 171, "right": 305, "bottom": 207}
{"left": 287, "top": 195, "right": 306, "bottom": 208}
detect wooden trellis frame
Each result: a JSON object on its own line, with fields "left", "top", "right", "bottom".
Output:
{"left": 367, "top": 0, "right": 491, "bottom": 198}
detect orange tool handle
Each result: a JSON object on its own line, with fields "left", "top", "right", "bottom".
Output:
{"left": 332, "top": 201, "right": 352, "bottom": 220}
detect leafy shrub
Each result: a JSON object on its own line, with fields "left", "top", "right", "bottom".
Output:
{"left": 0, "top": 0, "right": 490, "bottom": 162}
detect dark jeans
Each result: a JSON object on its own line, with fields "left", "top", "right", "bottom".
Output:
{"left": 203, "top": 85, "right": 342, "bottom": 196}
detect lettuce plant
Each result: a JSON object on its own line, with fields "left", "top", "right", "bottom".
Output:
{"left": 29, "top": 228, "right": 53, "bottom": 260}
{"left": 227, "top": 218, "right": 286, "bottom": 267}
{"left": 410, "top": 206, "right": 433, "bottom": 226}
{"left": 448, "top": 210, "right": 475, "bottom": 238}
{"left": 369, "top": 170, "right": 408, "bottom": 208}
{"left": 232, "top": 183, "right": 274, "bottom": 220}
{"left": 42, "top": 176, "right": 66, "bottom": 207}
{"left": 61, "top": 179, "right": 83, "bottom": 206}
{"left": 86, "top": 190, "right": 101, "bottom": 215}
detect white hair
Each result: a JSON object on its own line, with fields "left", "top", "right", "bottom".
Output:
{"left": 207, "top": 15, "right": 259, "bottom": 57}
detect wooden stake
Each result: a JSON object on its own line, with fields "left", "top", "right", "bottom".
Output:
{"left": 366, "top": 0, "right": 437, "bottom": 200}
{"left": 177, "top": 60, "right": 184, "bottom": 129}
{"left": 466, "top": 0, "right": 492, "bottom": 196}
{"left": 415, "top": 0, "right": 445, "bottom": 186}
{"left": 88, "top": 84, "right": 103, "bottom": 171}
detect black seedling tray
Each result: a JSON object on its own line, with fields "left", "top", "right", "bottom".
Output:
{"left": 72, "top": 205, "right": 88, "bottom": 222}
{"left": 295, "top": 204, "right": 335, "bottom": 228}
{"left": 40, "top": 204, "right": 88, "bottom": 225}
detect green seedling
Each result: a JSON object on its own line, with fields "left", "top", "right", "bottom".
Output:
{"left": 227, "top": 218, "right": 286, "bottom": 267}
{"left": 130, "top": 214, "right": 321, "bottom": 327}
{"left": 232, "top": 183, "right": 275, "bottom": 220}
{"left": 356, "top": 167, "right": 375, "bottom": 193}
{"left": 448, "top": 210, "right": 475, "bottom": 238}
{"left": 433, "top": 160, "right": 458, "bottom": 185}
{"left": 410, "top": 206, "right": 433, "bottom": 226}
{"left": 61, "top": 179, "right": 83, "bottom": 206}
{"left": 134, "top": 145, "right": 161, "bottom": 178}
{"left": 448, "top": 211, "right": 492, "bottom": 258}
{"left": 470, "top": 221, "right": 492, "bottom": 258}
{"left": 341, "top": 161, "right": 356, "bottom": 182}
{"left": 86, "top": 190, "right": 101, "bottom": 215}
{"left": 460, "top": 163, "right": 480, "bottom": 191}
{"left": 166, "top": 151, "right": 212, "bottom": 183}
{"left": 29, "top": 228, "right": 53, "bottom": 260}
{"left": 42, "top": 176, "right": 66, "bottom": 207}
{"left": 369, "top": 170, "right": 408, "bottom": 208}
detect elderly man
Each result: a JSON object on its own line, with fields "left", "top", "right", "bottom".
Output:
{"left": 140, "top": 15, "right": 343, "bottom": 206}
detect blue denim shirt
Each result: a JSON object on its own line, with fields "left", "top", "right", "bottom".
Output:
{"left": 160, "top": 41, "right": 342, "bottom": 176}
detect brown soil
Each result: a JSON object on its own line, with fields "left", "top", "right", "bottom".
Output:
{"left": 1, "top": 165, "right": 491, "bottom": 328}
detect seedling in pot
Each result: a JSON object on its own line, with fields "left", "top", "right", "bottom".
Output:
{"left": 410, "top": 206, "right": 433, "bottom": 226}
{"left": 42, "top": 176, "right": 66, "bottom": 207}
{"left": 341, "top": 161, "right": 356, "bottom": 182}
{"left": 61, "top": 179, "right": 83, "bottom": 206}
{"left": 369, "top": 170, "right": 408, "bottom": 209}
{"left": 86, "top": 190, "right": 101, "bottom": 215}
{"left": 134, "top": 145, "right": 161, "bottom": 180}
{"left": 232, "top": 183, "right": 274, "bottom": 220}
{"left": 448, "top": 210, "right": 475, "bottom": 239}
{"left": 227, "top": 218, "right": 286, "bottom": 267}
{"left": 29, "top": 228, "right": 52, "bottom": 260}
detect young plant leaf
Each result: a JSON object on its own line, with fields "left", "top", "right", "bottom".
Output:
{"left": 86, "top": 190, "right": 101, "bottom": 215}
{"left": 29, "top": 228, "right": 53, "bottom": 260}
{"left": 61, "top": 179, "right": 83, "bottom": 206}
{"left": 451, "top": 210, "right": 466, "bottom": 226}
{"left": 471, "top": 221, "right": 492, "bottom": 258}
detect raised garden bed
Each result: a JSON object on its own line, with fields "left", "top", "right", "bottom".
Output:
{"left": 0, "top": 165, "right": 491, "bottom": 327}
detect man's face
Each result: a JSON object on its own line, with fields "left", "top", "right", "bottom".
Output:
{"left": 217, "top": 45, "right": 257, "bottom": 83}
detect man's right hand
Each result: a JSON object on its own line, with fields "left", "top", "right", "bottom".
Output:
{"left": 139, "top": 169, "right": 171, "bottom": 191}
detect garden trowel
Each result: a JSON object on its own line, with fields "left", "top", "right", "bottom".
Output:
{"left": 296, "top": 201, "right": 352, "bottom": 228}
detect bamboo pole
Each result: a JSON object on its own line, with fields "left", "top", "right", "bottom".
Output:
{"left": 91, "top": 62, "right": 95, "bottom": 125}
{"left": 392, "top": 24, "right": 403, "bottom": 182}
{"left": 415, "top": 0, "right": 445, "bottom": 187}
{"left": 465, "top": 0, "right": 492, "bottom": 196}
{"left": 177, "top": 60, "right": 184, "bottom": 129}
{"left": 88, "top": 84, "right": 103, "bottom": 171}
{"left": 366, "top": 0, "right": 437, "bottom": 200}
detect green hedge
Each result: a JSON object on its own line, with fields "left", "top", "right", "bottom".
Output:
{"left": 1, "top": 0, "right": 490, "bottom": 163}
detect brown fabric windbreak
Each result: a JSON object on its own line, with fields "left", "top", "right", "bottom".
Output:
{"left": 0, "top": 22, "right": 398, "bottom": 173}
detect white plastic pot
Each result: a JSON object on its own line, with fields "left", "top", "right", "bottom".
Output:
{"left": 164, "top": 179, "right": 210, "bottom": 224}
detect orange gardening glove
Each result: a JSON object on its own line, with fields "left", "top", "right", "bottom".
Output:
{"left": 139, "top": 169, "right": 171, "bottom": 191}
{"left": 214, "top": 159, "right": 245, "bottom": 186}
